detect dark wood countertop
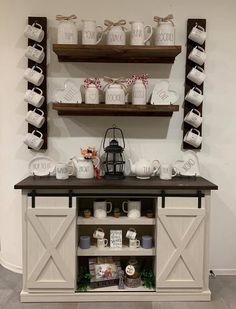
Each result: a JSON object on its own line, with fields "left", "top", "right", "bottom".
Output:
{"left": 14, "top": 176, "right": 218, "bottom": 191}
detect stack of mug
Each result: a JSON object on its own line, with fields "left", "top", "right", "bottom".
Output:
{"left": 184, "top": 24, "right": 207, "bottom": 148}
{"left": 126, "top": 228, "right": 153, "bottom": 249}
{"left": 93, "top": 228, "right": 108, "bottom": 249}
{"left": 23, "top": 22, "right": 46, "bottom": 151}
{"left": 57, "top": 15, "right": 175, "bottom": 46}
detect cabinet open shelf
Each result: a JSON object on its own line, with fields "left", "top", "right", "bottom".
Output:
{"left": 77, "top": 245, "right": 155, "bottom": 256}
{"left": 77, "top": 216, "right": 155, "bottom": 225}
{"left": 52, "top": 103, "right": 179, "bottom": 117}
{"left": 53, "top": 44, "right": 182, "bottom": 63}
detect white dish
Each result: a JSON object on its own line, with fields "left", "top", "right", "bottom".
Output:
{"left": 29, "top": 156, "right": 56, "bottom": 176}
{"left": 174, "top": 150, "right": 200, "bottom": 176}
{"left": 54, "top": 79, "right": 82, "bottom": 103}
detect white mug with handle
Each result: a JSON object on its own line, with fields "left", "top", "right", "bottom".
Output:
{"left": 24, "top": 87, "right": 45, "bottom": 108}
{"left": 122, "top": 200, "right": 141, "bottom": 218}
{"left": 160, "top": 163, "right": 178, "bottom": 180}
{"left": 82, "top": 20, "right": 103, "bottom": 45}
{"left": 188, "top": 46, "right": 206, "bottom": 66}
{"left": 188, "top": 24, "right": 206, "bottom": 45}
{"left": 24, "top": 23, "right": 45, "bottom": 42}
{"left": 56, "top": 162, "right": 74, "bottom": 180}
{"left": 23, "top": 130, "right": 44, "bottom": 151}
{"left": 187, "top": 66, "right": 206, "bottom": 86}
{"left": 126, "top": 228, "right": 137, "bottom": 240}
{"left": 97, "top": 238, "right": 108, "bottom": 248}
{"left": 184, "top": 109, "right": 202, "bottom": 128}
{"left": 24, "top": 66, "right": 44, "bottom": 86}
{"left": 130, "top": 21, "right": 153, "bottom": 45}
{"left": 93, "top": 200, "right": 112, "bottom": 218}
{"left": 184, "top": 128, "right": 203, "bottom": 148}
{"left": 129, "top": 239, "right": 140, "bottom": 249}
{"left": 185, "top": 87, "right": 203, "bottom": 106}
{"left": 93, "top": 228, "right": 105, "bottom": 239}
{"left": 25, "top": 108, "right": 45, "bottom": 128}
{"left": 25, "top": 44, "right": 45, "bottom": 64}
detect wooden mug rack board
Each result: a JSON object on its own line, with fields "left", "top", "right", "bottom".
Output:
{"left": 27, "top": 16, "right": 47, "bottom": 149}
{"left": 183, "top": 18, "right": 206, "bottom": 150}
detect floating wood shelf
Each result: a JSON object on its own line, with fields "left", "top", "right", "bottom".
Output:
{"left": 53, "top": 44, "right": 182, "bottom": 63}
{"left": 52, "top": 103, "right": 179, "bottom": 117}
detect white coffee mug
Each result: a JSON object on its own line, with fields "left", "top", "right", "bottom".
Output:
{"left": 188, "top": 24, "right": 206, "bottom": 45}
{"left": 187, "top": 66, "right": 206, "bottom": 86}
{"left": 25, "top": 108, "right": 45, "bottom": 128}
{"left": 130, "top": 21, "right": 153, "bottom": 45}
{"left": 129, "top": 239, "right": 140, "bottom": 249}
{"left": 184, "top": 109, "right": 202, "bottom": 128}
{"left": 184, "top": 128, "right": 203, "bottom": 148}
{"left": 24, "top": 87, "right": 45, "bottom": 108}
{"left": 97, "top": 238, "right": 108, "bottom": 248}
{"left": 25, "top": 44, "right": 45, "bottom": 64}
{"left": 160, "top": 163, "right": 177, "bottom": 180}
{"left": 122, "top": 200, "right": 141, "bottom": 218}
{"left": 23, "top": 130, "right": 44, "bottom": 151}
{"left": 188, "top": 46, "right": 206, "bottom": 66}
{"left": 24, "top": 66, "right": 44, "bottom": 86}
{"left": 56, "top": 162, "right": 74, "bottom": 180}
{"left": 93, "top": 200, "right": 112, "bottom": 218}
{"left": 126, "top": 228, "right": 137, "bottom": 240}
{"left": 185, "top": 87, "right": 203, "bottom": 107}
{"left": 93, "top": 228, "right": 105, "bottom": 239}
{"left": 82, "top": 20, "right": 103, "bottom": 45}
{"left": 24, "top": 23, "right": 45, "bottom": 42}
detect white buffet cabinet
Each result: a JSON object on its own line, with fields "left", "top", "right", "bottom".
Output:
{"left": 14, "top": 176, "right": 217, "bottom": 303}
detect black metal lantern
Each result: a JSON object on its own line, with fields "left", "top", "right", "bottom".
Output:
{"left": 103, "top": 125, "right": 125, "bottom": 179}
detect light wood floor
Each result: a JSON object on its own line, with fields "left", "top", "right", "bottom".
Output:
{"left": 0, "top": 265, "right": 235, "bottom": 309}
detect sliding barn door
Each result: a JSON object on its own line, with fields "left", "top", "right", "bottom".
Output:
{"left": 156, "top": 197, "right": 206, "bottom": 289}
{"left": 25, "top": 198, "right": 76, "bottom": 290}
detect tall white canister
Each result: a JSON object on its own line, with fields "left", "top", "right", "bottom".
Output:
{"left": 56, "top": 14, "right": 78, "bottom": 44}
{"left": 154, "top": 14, "right": 175, "bottom": 46}
{"left": 104, "top": 77, "right": 127, "bottom": 105}
{"left": 128, "top": 74, "right": 149, "bottom": 105}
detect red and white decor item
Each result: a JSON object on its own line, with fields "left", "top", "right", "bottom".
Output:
{"left": 84, "top": 78, "right": 101, "bottom": 104}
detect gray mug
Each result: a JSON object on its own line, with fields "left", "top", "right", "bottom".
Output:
{"left": 79, "top": 236, "right": 91, "bottom": 249}
{"left": 142, "top": 235, "right": 153, "bottom": 249}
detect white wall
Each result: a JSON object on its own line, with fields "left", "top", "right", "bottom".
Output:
{"left": 0, "top": 0, "right": 236, "bottom": 274}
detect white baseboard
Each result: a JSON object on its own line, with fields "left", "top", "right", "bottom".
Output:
{"left": 212, "top": 269, "right": 236, "bottom": 275}
{"left": 0, "top": 252, "right": 22, "bottom": 274}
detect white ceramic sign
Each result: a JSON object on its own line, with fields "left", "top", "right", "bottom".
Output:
{"left": 54, "top": 80, "right": 82, "bottom": 103}
{"left": 28, "top": 156, "right": 56, "bottom": 176}
{"left": 151, "top": 81, "right": 179, "bottom": 105}
{"left": 174, "top": 151, "right": 200, "bottom": 176}
{"left": 110, "top": 230, "right": 122, "bottom": 248}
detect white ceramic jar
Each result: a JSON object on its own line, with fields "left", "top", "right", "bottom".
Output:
{"left": 107, "top": 26, "right": 126, "bottom": 45}
{"left": 155, "top": 21, "right": 175, "bottom": 45}
{"left": 85, "top": 84, "right": 99, "bottom": 104}
{"left": 57, "top": 20, "right": 78, "bottom": 44}
{"left": 132, "top": 80, "right": 146, "bottom": 105}
{"left": 105, "top": 84, "right": 125, "bottom": 104}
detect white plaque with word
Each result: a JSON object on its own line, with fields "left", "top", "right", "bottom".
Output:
{"left": 110, "top": 230, "right": 122, "bottom": 248}
{"left": 151, "top": 80, "right": 179, "bottom": 105}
